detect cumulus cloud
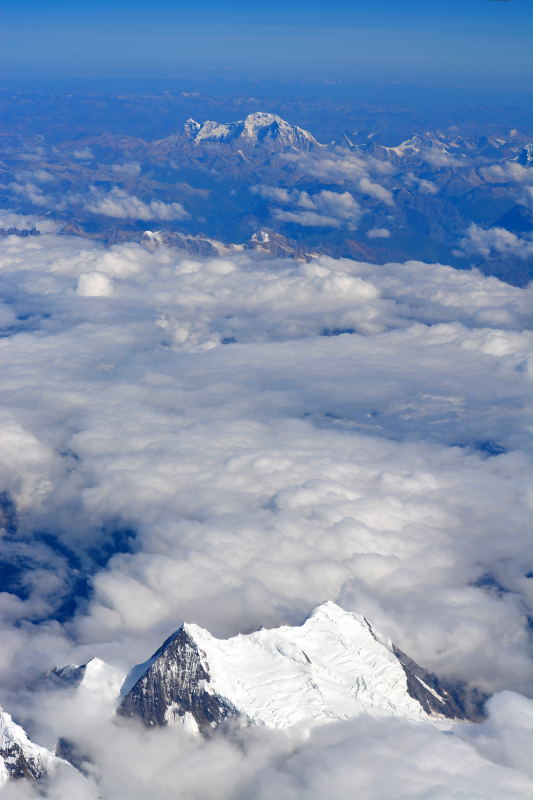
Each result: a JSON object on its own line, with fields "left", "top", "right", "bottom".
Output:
{"left": 420, "top": 147, "right": 461, "bottom": 167}
{"left": 405, "top": 171, "right": 439, "bottom": 194}
{"left": 255, "top": 186, "right": 361, "bottom": 228}
{"left": 358, "top": 177, "right": 394, "bottom": 205}
{"left": 479, "top": 161, "right": 533, "bottom": 205}
{"left": 7, "top": 703, "right": 533, "bottom": 800}
{"left": 0, "top": 211, "right": 59, "bottom": 233}
{"left": 71, "top": 148, "right": 94, "bottom": 160}
{"left": 367, "top": 228, "right": 391, "bottom": 239}
{"left": 84, "top": 187, "right": 189, "bottom": 221}
{"left": 456, "top": 223, "right": 533, "bottom": 260}
{"left": 280, "top": 149, "right": 395, "bottom": 181}
{"left": 481, "top": 161, "right": 533, "bottom": 185}
{"left": 275, "top": 151, "right": 396, "bottom": 207}
{"left": 7, "top": 182, "right": 49, "bottom": 207}
{"left": 238, "top": 709, "right": 533, "bottom": 800}
{"left": 110, "top": 162, "right": 142, "bottom": 180}
{"left": 0, "top": 219, "right": 531, "bottom": 797}
{"left": 253, "top": 185, "right": 292, "bottom": 204}
{"left": 77, "top": 272, "right": 114, "bottom": 297}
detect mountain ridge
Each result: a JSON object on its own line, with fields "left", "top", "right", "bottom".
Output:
{"left": 117, "top": 602, "right": 482, "bottom": 734}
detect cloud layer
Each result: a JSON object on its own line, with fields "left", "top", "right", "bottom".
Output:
{"left": 0, "top": 221, "right": 531, "bottom": 797}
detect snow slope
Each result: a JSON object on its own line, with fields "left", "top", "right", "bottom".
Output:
{"left": 119, "top": 602, "right": 474, "bottom": 733}
{"left": 0, "top": 705, "right": 56, "bottom": 785}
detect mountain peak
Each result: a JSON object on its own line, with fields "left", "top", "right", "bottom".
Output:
{"left": 310, "top": 599, "right": 348, "bottom": 615}
{"left": 118, "top": 603, "right": 480, "bottom": 734}
{"left": 173, "top": 112, "right": 320, "bottom": 151}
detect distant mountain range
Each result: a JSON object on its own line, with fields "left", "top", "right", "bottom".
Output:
{"left": 1, "top": 112, "right": 532, "bottom": 285}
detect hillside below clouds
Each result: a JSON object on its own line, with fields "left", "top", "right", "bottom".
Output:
{"left": 2, "top": 110, "right": 532, "bottom": 285}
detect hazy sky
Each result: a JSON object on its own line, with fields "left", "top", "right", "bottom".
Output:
{"left": 1, "top": 0, "right": 531, "bottom": 84}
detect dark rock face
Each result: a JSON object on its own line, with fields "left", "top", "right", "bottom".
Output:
{"left": 46, "top": 662, "right": 88, "bottom": 689}
{"left": 0, "top": 227, "right": 40, "bottom": 238}
{"left": 0, "top": 742, "right": 47, "bottom": 782}
{"left": 141, "top": 230, "right": 220, "bottom": 257}
{"left": 55, "top": 737, "right": 91, "bottom": 776}
{"left": 392, "top": 645, "right": 486, "bottom": 721}
{"left": 245, "top": 228, "right": 308, "bottom": 259}
{"left": 515, "top": 143, "right": 533, "bottom": 166}
{"left": 117, "top": 628, "right": 238, "bottom": 733}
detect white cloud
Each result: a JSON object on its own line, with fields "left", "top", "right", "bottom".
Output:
{"left": 358, "top": 177, "right": 394, "bottom": 205}
{"left": 273, "top": 209, "right": 345, "bottom": 227}
{"left": 274, "top": 150, "right": 395, "bottom": 208}
{"left": 71, "top": 148, "right": 94, "bottom": 160}
{"left": 253, "top": 185, "right": 292, "bottom": 204}
{"left": 481, "top": 162, "right": 533, "bottom": 185}
{"left": 256, "top": 186, "right": 361, "bottom": 228}
{"left": 456, "top": 223, "right": 533, "bottom": 260}
{"left": 0, "top": 211, "right": 59, "bottom": 233}
{"left": 110, "top": 163, "right": 142, "bottom": 180}
{"left": 240, "top": 707, "right": 533, "bottom": 800}
{"left": 405, "top": 171, "right": 439, "bottom": 194}
{"left": 85, "top": 187, "right": 189, "bottom": 221}
{"left": 367, "top": 228, "right": 391, "bottom": 239}
{"left": 280, "top": 149, "right": 395, "bottom": 182}
{"left": 7, "top": 697, "right": 533, "bottom": 800}
{"left": 421, "top": 148, "right": 460, "bottom": 167}
{"left": 77, "top": 272, "right": 114, "bottom": 297}
{"left": 7, "top": 181, "right": 49, "bottom": 207}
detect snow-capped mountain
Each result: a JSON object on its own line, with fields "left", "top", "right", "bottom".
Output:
{"left": 118, "top": 602, "right": 478, "bottom": 735}
{"left": 0, "top": 705, "right": 56, "bottom": 785}
{"left": 514, "top": 142, "right": 533, "bottom": 166}
{"left": 244, "top": 227, "right": 309, "bottom": 259}
{"left": 48, "top": 657, "right": 124, "bottom": 702}
{"left": 154, "top": 112, "right": 320, "bottom": 154}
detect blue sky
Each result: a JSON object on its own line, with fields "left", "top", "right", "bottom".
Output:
{"left": 1, "top": 0, "right": 531, "bottom": 84}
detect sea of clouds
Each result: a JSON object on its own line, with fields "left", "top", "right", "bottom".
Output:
{"left": 0, "top": 214, "right": 532, "bottom": 798}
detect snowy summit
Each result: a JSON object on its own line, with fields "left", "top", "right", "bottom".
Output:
{"left": 175, "top": 112, "right": 321, "bottom": 150}
{"left": 118, "top": 602, "right": 477, "bottom": 735}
